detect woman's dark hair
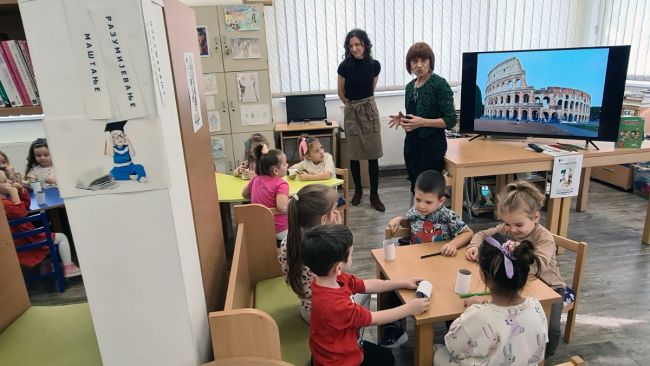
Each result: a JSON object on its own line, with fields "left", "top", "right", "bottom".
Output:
{"left": 479, "top": 233, "right": 541, "bottom": 299}
{"left": 286, "top": 184, "right": 338, "bottom": 297}
{"left": 253, "top": 144, "right": 283, "bottom": 176}
{"left": 25, "top": 138, "right": 48, "bottom": 175}
{"left": 302, "top": 225, "right": 353, "bottom": 276}
{"left": 405, "top": 42, "right": 435, "bottom": 74}
{"left": 343, "top": 29, "right": 373, "bottom": 62}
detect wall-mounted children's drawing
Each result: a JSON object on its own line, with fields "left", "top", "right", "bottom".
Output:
{"left": 208, "top": 111, "right": 221, "bottom": 132}
{"left": 231, "top": 38, "right": 260, "bottom": 59}
{"left": 224, "top": 5, "right": 260, "bottom": 32}
{"left": 211, "top": 136, "right": 226, "bottom": 159}
{"left": 197, "top": 26, "right": 209, "bottom": 57}
{"left": 240, "top": 103, "right": 270, "bottom": 126}
{"left": 204, "top": 73, "right": 218, "bottom": 95}
{"left": 104, "top": 121, "right": 148, "bottom": 183}
{"left": 237, "top": 72, "right": 259, "bottom": 103}
{"left": 184, "top": 52, "right": 202, "bottom": 132}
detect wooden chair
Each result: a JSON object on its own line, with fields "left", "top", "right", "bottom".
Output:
{"left": 554, "top": 355, "right": 584, "bottom": 366}
{"left": 335, "top": 168, "right": 349, "bottom": 226}
{"left": 10, "top": 211, "right": 65, "bottom": 293}
{"left": 552, "top": 234, "right": 587, "bottom": 343}
{"left": 384, "top": 219, "right": 411, "bottom": 240}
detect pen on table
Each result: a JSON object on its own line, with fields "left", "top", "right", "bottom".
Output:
{"left": 420, "top": 251, "right": 441, "bottom": 259}
{"left": 459, "top": 291, "right": 491, "bottom": 298}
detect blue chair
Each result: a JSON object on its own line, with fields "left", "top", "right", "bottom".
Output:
{"left": 9, "top": 211, "right": 65, "bottom": 293}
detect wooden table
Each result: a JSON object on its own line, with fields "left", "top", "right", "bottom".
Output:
{"left": 445, "top": 138, "right": 650, "bottom": 243}
{"left": 372, "top": 243, "right": 561, "bottom": 366}
{"left": 274, "top": 121, "right": 338, "bottom": 164}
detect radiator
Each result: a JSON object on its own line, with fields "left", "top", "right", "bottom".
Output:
{"left": 0, "top": 141, "right": 31, "bottom": 171}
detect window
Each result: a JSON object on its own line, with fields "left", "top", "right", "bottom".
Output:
{"left": 265, "top": 0, "right": 647, "bottom": 95}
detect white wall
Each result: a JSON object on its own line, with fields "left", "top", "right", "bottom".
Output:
{"left": 0, "top": 119, "right": 45, "bottom": 143}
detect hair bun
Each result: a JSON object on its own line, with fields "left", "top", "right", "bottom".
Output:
{"left": 513, "top": 240, "right": 536, "bottom": 265}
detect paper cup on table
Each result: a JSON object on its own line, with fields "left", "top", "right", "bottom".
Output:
{"left": 288, "top": 168, "right": 297, "bottom": 178}
{"left": 416, "top": 280, "right": 433, "bottom": 299}
{"left": 454, "top": 269, "right": 472, "bottom": 294}
{"left": 382, "top": 239, "right": 396, "bottom": 261}
{"left": 30, "top": 181, "right": 42, "bottom": 192}
{"left": 36, "top": 191, "right": 45, "bottom": 205}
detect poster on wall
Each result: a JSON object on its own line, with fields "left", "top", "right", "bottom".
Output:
{"left": 549, "top": 154, "right": 583, "bottom": 198}
{"left": 211, "top": 136, "right": 226, "bottom": 158}
{"left": 237, "top": 72, "right": 259, "bottom": 103}
{"left": 204, "top": 73, "right": 218, "bottom": 95}
{"left": 208, "top": 110, "right": 221, "bottom": 132}
{"left": 184, "top": 52, "right": 203, "bottom": 132}
{"left": 224, "top": 5, "right": 260, "bottom": 32}
{"left": 240, "top": 103, "right": 270, "bottom": 126}
{"left": 197, "top": 26, "right": 210, "bottom": 57}
{"left": 231, "top": 38, "right": 260, "bottom": 59}
{"left": 142, "top": 0, "right": 168, "bottom": 114}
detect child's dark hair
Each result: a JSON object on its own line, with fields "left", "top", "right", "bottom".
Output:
{"left": 25, "top": 138, "right": 48, "bottom": 175}
{"left": 415, "top": 170, "right": 446, "bottom": 197}
{"left": 244, "top": 133, "right": 268, "bottom": 160}
{"left": 302, "top": 224, "right": 353, "bottom": 276}
{"left": 286, "top": 184, "right": 338, "bottom": 297}
{"left": 343, "top": 29, "right": 373, "bottom": 62}
{"left": 479, "top": 233, "right": 541, "bottom": 298}
{"left": 298, "top": 134, "right": 320, "bottom": 160}
{"left": 0, "top": 150, "right": 9, "bottom": 171}
{"left": 253, "top": 143, "right": 283, "bottom": 176}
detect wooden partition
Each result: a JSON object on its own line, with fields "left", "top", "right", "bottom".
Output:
{"left": 0, "top": 205, "right": 30, "bottom": 332}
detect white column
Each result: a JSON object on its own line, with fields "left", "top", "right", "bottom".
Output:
{"left": 19, "top": 1, "right": 210, "bottom": 365}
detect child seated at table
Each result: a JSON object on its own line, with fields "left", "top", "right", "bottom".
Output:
{"left": 0, "top": 150, "right": 23, "bottom": 184}
{"left": 25, "top": 138, "right": 57, "bottom": 188}
{"left": 387, "top": 170, "right": 473, "bottom": 255}
{"left": 302, "top": 224, "right": 429, "bottom": 366}
{"left": 434, "top": 233, "right": 548, "bottom": 365}
{"left": 0, "top": 170, "right": 81, "bottom": 278}
{"left": 466, "top": 181, "right": 566, "bottom": 357}
{"left": 288, "top": 135, "right": 335, "bottom": 181}
{"left": 242, "top": 144, "right": 289, "bottom": 244}
{"left": 234, "top": 133, "right": 268, "bottom": 179}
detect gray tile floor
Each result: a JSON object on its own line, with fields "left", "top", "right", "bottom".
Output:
{"left": 28, "top": 173, "right": 650, "bottom": 365}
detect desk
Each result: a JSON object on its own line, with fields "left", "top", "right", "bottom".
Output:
{"left": 372, "top": 243, "right": 561, "bottom": 366}
{"left": 215, "top": 173, "right": 345, "bottom": 238}
{"left": 275, "top": 121, "right": 338, "bottom": 164}
{"left": 29, "top": 187, "right": 64, "bottom": 212}
{"left": 445, "top": 138, "right": 650, "bottom": 243}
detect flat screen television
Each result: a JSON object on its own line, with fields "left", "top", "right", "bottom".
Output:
{"left": 285, "top": 94, "right": 327, "bottom": 122}
{"left": 460, "top": 46, "right": 630, "bottom": 141}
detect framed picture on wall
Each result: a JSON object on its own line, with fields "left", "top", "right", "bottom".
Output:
{"left": 197, "top": 26, "right": 209, "bottom": 57}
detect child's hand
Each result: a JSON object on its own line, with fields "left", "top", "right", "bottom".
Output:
{"left": 387, "top": 216, "right": 402, "bottom": 233}
{"left": 45, "top": 176, "right": 57, "bottom": 184}
{"left": 465, "top": 247, "right": 479, "bottom": 261}
{"left": 463, "top": 296, "right": 487, "bottom": 307}
{"left": 406, "top": 297, "right": 430, "bottom": 315}
{"left": 0, "top": 183, "right": 17, "bottom": 196}
{"left": 440, "top": 243, "right": 457, "bottom": 257}
{"left": 297, "top": 172, "right": 311, "bottom": 181}
{"left": 402, "top": 277, "right": 424, "bottom": 290}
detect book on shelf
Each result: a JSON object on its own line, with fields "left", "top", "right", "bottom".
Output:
{"left": 0, "top": 41, "right": 39, "bottom": 106}
{"left": 0, "top": 80, "right": 10, "bottom": 107}
{"left": 0, "top": 48, "right": 23, "bottom": 107}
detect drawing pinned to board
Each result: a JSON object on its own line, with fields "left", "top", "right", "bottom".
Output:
{"left": 240, "top": 103, "right": 270, "bottom": 126}
{"left": 204, "top": 73, "right": 218, "bottom": 95}
{"left": 205, "top": 95, "right": 216, "bottom": 111}
{"left": 184, "top": 52, "right": 203, "bottom": 132}
{"left": 224, "top": 5, "right": 260, "bottom": 32}
{"left": 237, "top": 72, "right": 260, "bottom": 103}
{"left": 232, "top": 38, "right": 261, "bottom": 59}
{"left": 104, "top": 121, "right": 148, "bottom": 183}
{"left": 197, "top": 26, "right": 209, "bottom": 57}
{"left": 211, "top": 136, "right": 226, "bottom": 159}
{"left": 208, "top": 111, "right": 221, "bottom": 132}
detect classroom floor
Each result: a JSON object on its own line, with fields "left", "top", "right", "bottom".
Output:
{"left": 28, "top": 172, "right": 649, "bottom": 365}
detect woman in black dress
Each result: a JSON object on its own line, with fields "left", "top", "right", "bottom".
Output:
{"left": 337, "top": 29, "right": 385, "bottom": 211}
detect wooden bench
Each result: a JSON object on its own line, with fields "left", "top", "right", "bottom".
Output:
{"left": 208, "top": 204, "right": 310, "bottom": 366}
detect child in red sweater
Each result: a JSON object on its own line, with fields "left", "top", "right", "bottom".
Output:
{"left": 0, "top": 170, "right": 80, "bottom": 277}
{"left": 302, "top": 225, "right": 429, "bottom": 366}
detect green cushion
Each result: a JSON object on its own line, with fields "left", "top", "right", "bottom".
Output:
{"left": 255, "top": 277, "right": 310, "bottom": 366}
{"left": 0, "top": 303, "right": 101, "bottom": 366}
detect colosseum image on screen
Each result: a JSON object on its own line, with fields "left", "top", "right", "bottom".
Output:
{"left": 475, "top": 48, "right": 609, "bottom": 137}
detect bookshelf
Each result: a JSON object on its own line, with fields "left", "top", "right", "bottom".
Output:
{"left": 0, "top": 0, "right": 43, "bottom": 118}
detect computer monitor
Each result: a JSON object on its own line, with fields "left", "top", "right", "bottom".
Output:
{"left": 285, "top": 94, "right": 327, "bottom": 123}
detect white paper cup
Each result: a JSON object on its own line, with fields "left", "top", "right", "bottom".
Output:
{"left": 288, "top": 168, "right": 297, "bottom": 177}
{"left": 383, "top": 239, "right": 396, "bottom": 261}
{"left": 416, "top": 280, "right": 433, "bottom": 299}
{"left": 36, "top": 191, "right": 45, "bottom": 205}
{"left": 454, "top": 269, "right": 472, "bottom": 294}
{"left": 30, "top": 181, "right": 42, "bottom": 192}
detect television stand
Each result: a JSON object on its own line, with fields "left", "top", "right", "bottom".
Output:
{"left": 585, "top": 140, "right": 600, "bottom": 150}
{"left": 468, "top": 134, "right": 486, "bottom": 142}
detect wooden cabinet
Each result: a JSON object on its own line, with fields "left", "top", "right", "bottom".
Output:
{"left": 591, "top": 164, "right": 634, "bottom": 190}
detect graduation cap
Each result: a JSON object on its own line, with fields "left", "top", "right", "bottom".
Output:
{"left": 105, "top": 121, "right": 128, "bottom": 133}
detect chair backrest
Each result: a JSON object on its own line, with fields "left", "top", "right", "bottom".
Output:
{"left": 552, "top": 234, "right": 587, "bottom": 297}
{"left": 0, "top": 204, "right": 31, "bottom": 332}
{"left": 10, "top": 212, "right": 52, "bottom": 250}
{"left": 226, "top": 204, "right": 282, "bottom": 310}
{"left": 384, "top": 219, "right": 411, "bottom": 240}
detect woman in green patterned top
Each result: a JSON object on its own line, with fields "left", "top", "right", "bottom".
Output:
{"left": 389, "top": 42, "right": 456, "bottom": 194}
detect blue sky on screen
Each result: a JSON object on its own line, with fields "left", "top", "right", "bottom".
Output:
{"left": 476, "top": 48, "right": 609, "bottom": 107}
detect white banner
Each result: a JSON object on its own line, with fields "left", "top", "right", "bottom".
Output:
{"left": 550, "top": 154, "right": 583, "bottom": 198}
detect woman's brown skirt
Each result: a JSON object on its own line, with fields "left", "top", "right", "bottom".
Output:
{"left": 343, "top": 96, "right": 383, "bottom": 160}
